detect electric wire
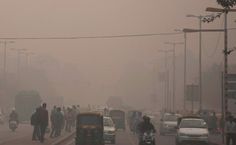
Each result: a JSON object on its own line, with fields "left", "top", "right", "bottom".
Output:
{"left": 0, "top": 32, "right": 182, "bottom": 40}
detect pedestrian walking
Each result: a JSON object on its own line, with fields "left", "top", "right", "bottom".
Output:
{"left": 31, "top": 107, "right": 41, "bottom": 141}
{"left": 54, "top": 107, "right": 64, "bottom": 137}
{"left": 72, "top": 105, "right": 77, "bottom": 127}
{"left": 50, "top": 106, "right": 57, "bottom": 138}
{"left": 209, "top": 112, "right": 218, "bottom": 133}
{"left": 39, "top": 103, "right": 49, "bottom": 143}
{"left": 225, "top": 115, "right": 236, "bottom": 145}
{"left": 65, "top": 107, "right": 73, "bottom": 132}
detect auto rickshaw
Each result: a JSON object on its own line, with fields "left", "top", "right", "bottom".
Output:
{"left": 109, "top": 110, "right": 125, "bottom": 130}
{"left": 75, "top": 112, "right": 104, "bottom": 145}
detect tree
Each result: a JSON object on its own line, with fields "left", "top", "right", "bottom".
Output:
{"left": 217, "top": 0, "right": 236, "bottom": 9}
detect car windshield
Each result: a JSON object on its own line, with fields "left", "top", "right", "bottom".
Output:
{"left": 180, "top": 119, "right": 207, "bottom": 128}
{"left": 164, "top": 115, "right": 177, "bottom": 121}
{"left": 104, "top": 118, "right": 114, "bottom": 127}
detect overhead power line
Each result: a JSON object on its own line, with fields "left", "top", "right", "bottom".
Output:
{"left": 0, "top": 27, "right": 235, "bottom": 40}
{"left": 0, "top": 32, "right": 182, "bottom": 40}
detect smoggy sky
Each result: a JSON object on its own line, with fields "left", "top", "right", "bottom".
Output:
{"left": 0, "top": 0, "right": 236, "bottom": 109}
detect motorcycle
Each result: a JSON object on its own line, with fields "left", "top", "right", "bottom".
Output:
{"left": 140, "top": 130, "right": 155, "bottom": 145}
{"left": 9, "top": 120, "right": 18, "bottom": 131}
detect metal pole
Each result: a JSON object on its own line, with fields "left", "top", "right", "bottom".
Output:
{"left": 221, "top": 71, "right": 225, "bottom": 144}
{"left": 3, "top": 41, "right": 7, "bottom": 87}
{"left": 199, "top": 16, "right": 202, "bottom": 111}
{"left": 173, "top": 44, "right": 176, "bottom": 112}
{"left": 17, "top": 50, "right": 21, "bottom": 89}
{"left": 191, "top": 84, "right": 194, "bottom": 113}
{"left": 165, "top": 52, "right": 168, "bottom": 111}
{"left": 224, "top": 10, "right": 228, "bottom": 131}
{"left": 184, "top": 32, "right": 187, "bottom": 111}
{"left": 167, "top": 70, "right": 170, "bottom": 112}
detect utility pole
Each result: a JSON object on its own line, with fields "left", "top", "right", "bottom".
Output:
{"left": 186, "top": 14, "right": 213, "bottom": 111}
{"left": 165, "top": 42, "right": 183, "bottom": 112}
{"left": 205, "top": 7, "right": 236, "bottom": 143}
{"left": 0, "top": 41, "right": 14, "bottom": 88}
{"left": 158, "top": 49, "right": 173, "bottom": 112}
{"left": 10, "top": 48, "right": 27, "bottom": 90}
{"left": 175, "top": 29, "right": 187, "bottom": 111}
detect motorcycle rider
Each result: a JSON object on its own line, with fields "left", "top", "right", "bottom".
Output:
{"left": 137, "top": 115, "right": 156, "bottom": 145}
{"left": 9, "top": 108, "right": 19, "bottom": 125}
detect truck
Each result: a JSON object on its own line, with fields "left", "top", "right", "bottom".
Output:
{"left": 15, "top": 90, "right": 42, "bottom": 122}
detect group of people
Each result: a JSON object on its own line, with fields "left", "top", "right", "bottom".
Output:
{"left": 49, "top": 105, "right": 79, "bottom": 138}
{"left": 30, "top": 103, "right": 49, "bottom": 143}
{"left": 30, "top": 103, "right": 80, "bottom": 143}
{"left": 225, "top": 114, "right": 236, "bottom": 145}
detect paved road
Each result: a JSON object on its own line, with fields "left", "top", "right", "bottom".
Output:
{"left": 0, "top": 123, "right": 223, "bottom": 145}
{"left": 66, "top": 130, "right": 223, "bottom": 145}
{"left": 0, "top": 123, "right": 72, "bottom": 145}
{"left": 0, "top": 123, "right": 32, "bottom": 144}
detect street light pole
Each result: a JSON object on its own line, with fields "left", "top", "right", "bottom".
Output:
{"left": 205, "top": 7, "right": 236, "bottom": 143}
{"left": 199, "top": 17, "right": 203, "bottom": 111}
{"left": 165, "top": 42, "right": 184, "bottom": 112}
{"left": 158, "top": 49, "right": 172, "bottom": 111}
{"left": 10, "top": 48, "right": 27, "bottom": 90}
{"left": 0, "top": 41, "right": 14, "bottom": 87}
{"left": 184, "top": 32, "right": 187, "bottom": 111}
{"left": 175, "top": 29, "right": 187, "bottom": 111}
{"left": 186, "top": 14, "right": 207, "bottom": 111}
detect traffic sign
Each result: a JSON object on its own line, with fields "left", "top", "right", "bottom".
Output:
{"left": 227, "top": 74, "right": 236, "bottom": 82}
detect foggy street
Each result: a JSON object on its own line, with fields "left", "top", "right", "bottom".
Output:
{"left": 0, "top": 124, "right": 31, "bottom": 144}
{"left": 0, "top": 122, "right": 224, "bottom": 145}
{"left": 0, "top": 0, "right": 236, "bottom": 145}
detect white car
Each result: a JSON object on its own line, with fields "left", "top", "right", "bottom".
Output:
{"left": 103, "top": 116, "right": 116, "bottom": 144}
{"left": 176, "top": 117, "right": 209, "bottom": 145}
{"left": 159, "top": 113, "right": 179, "bottom": 135}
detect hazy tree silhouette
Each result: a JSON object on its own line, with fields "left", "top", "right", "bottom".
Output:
{"left": 217, "top": 0, "right": 236, "bottom": 8}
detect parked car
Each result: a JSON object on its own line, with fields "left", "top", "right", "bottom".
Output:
{"left": 159, "top": 113, "right": 179, "bottom": 135}
{"left": 103, "top": 116, "right": 116, "bottom": 144}
{"left": 175, "top": 116, "right": 209, "bottom": 145}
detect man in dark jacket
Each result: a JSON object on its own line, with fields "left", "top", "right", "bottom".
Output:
{"left": 31, "top": 107, "right": 40, "bottom": 141}
{"left": 137, "top": 116, "right": 156, "bottom": 145}
{"left": 39, "top": 103, "right": 49, "bottom": 143}
{"left": 54, "top": 107, "right": 64, "bottom": 137}
{"left": 9, "top": 109, "right": 19, "bottom": 124}
{"left": 50, "top": 106, "right": 57, "bottom": 138}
